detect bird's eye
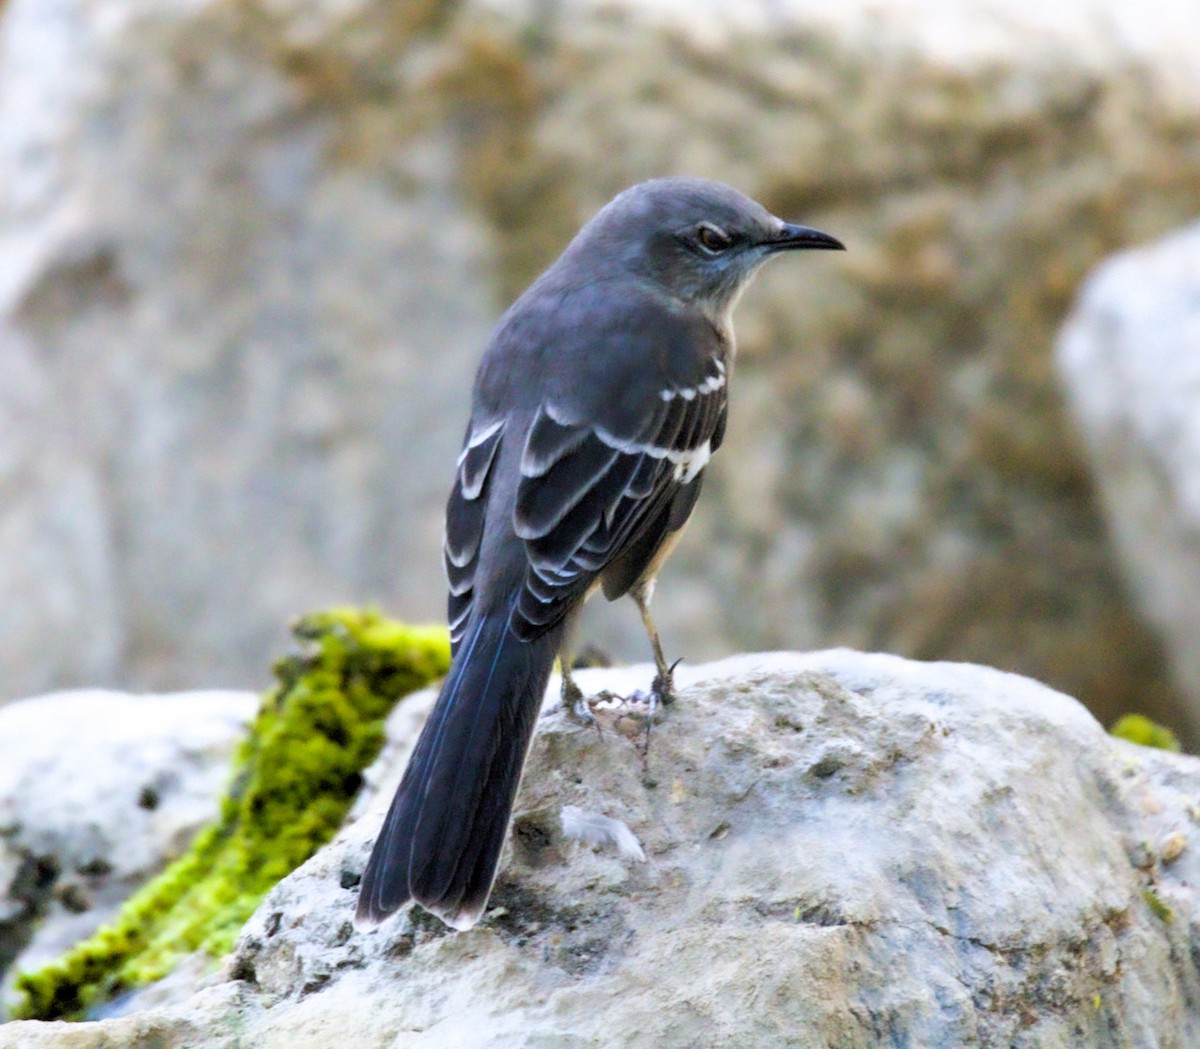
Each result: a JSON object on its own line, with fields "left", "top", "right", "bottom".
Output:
{"left": 696, "top": 224, "right": 733, "bottom": 254}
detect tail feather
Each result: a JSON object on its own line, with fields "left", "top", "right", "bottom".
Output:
{"left": 356, "top": 610, "right": 559, "bottom": 930}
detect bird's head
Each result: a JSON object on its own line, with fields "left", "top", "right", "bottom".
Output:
{"left": 565, "top": 177, "right": 844, "bottom": 321}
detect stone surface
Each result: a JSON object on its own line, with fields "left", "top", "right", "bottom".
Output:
{"left": 3, "top": 0, "right": 1200, "bottom": 740}
{"left": 0, "top": 689, "right": 257, "bottom": 1010}
{"left": 1057, "top": 222, "right": 1200, "bottom": 744}
{"left": 5, "top": 652, "right": 1199, "bottom": 1047}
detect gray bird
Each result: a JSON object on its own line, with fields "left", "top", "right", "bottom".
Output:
{"left": 356, "top": 177, "right": 844, "bottom": 931}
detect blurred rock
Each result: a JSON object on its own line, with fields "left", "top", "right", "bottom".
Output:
{"left": 1057, "top": 223, "right": 1200, "bottom": 742}
{"left": 2, "top": 0, "right": 1200, "bottom": 739}
{"left": 0, "top": 689, "right": 256, "bottom": 1010}
{"left": 6, "top": 651, "right": 1200, "bottom": 1045}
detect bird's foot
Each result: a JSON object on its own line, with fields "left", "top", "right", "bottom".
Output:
{"left": 568, "top": 696, "right": 602, "bottom": 734}
{"left": 650, "top": 658, "right": 683, "bottom": 709}
{"left": 613, "top": 660, "right": 680, "bottom": 759}
{"left": 559, "top": 675, "right": 603, "bottom": 735}
{"left": 615, "top": 658, "right": 681, "bottom": 724}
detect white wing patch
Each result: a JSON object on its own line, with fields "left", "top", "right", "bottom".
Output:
{"left": 673, "top": 438, "right": 711, "bottom": 483}
{"left": 657, "top": 360, "right": 727, "bottom": 404}
{"left": 591, "top": 425, "right": 711, "bottom": 484}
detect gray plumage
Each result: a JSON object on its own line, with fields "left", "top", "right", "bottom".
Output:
{"left": 357, "top": 177, "right": 843, "bottom": 931}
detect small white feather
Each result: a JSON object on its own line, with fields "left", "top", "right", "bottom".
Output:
{"left": 560, "top": 805, "right": 646, "bottom": 861}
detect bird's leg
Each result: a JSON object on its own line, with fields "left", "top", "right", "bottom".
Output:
{"left": 559, "top": 652, "right": 601, "bottom": 732}
{"left": 632, "top": 579, "right": 676, "bottom": 709}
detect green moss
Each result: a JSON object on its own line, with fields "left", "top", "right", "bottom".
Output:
{"left": 1110, "top": 714, "right": 1182, "bottom": 753}
{"left": 10, "top": 608, "right": 450, "bottom": 1022}
{"left": 1141, "top": 888, "right": 1173, "bottom": 924}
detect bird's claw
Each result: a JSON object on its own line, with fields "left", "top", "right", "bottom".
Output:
{"left": 558, "top": 676, "right": 603, "bottom": 736}
{"left": 650, "top": 657, "right": 683, "bottom": 708}
{"left": 569, "top": 695, "right": 602, "bottom": 735}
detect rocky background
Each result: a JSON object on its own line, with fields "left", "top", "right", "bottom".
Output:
{"left": 2, "top": 0, "right": 1200, "bottom": 741}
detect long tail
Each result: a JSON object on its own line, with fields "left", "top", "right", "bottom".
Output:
{"left": 356, "top": 609, "right": 559, "bottom": 930}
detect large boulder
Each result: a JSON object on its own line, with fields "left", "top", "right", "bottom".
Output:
{"left": 3, "top": 0, "right": 1200, "bottom": 739}
{"left": 4, "top": 652, "right": 1198, "bottom": 1046}
{"left": 0, "top": 689, "right": 257, "bottom": 1011}
{"left": 1057, "top": 222, "right": 1200, "bottom": 744}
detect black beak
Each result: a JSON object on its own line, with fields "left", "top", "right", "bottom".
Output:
{"left": 764, "top": 223, "right": 845, "bottom": 252}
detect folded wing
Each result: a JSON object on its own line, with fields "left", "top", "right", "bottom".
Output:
{"left": 511, "top": 355, "right": 728, "bottom": 639}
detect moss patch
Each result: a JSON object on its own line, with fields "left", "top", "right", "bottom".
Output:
{"left": 1141, "top": 888, "right": 1173, "bottom": 924}
{"left": 10, "top": 608, "right": 449, "bottom": 1022}
{"left": 1110, "top": 714, "right": 1182, "bottom": 753}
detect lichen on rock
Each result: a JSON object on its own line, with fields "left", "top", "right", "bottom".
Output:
{"left": 9, "top": 609, "right": 449, "bottom": 1022}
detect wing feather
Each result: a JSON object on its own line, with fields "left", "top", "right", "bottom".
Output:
{"left": 514, "top": 432, "right": 620, "bottom": 540}
{"left": 511, "top": 371, "right": 727, "bottom": 641}
{"left": 444, "top": 419, "right": 506, "bottom": 650}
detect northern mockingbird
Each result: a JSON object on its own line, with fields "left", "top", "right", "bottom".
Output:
{"left": 357, "top": 177, "right": 843, "bottom": 931}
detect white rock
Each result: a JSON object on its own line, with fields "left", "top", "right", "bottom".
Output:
{"left": 1057, "top": 223, "right": 1200, "bottom": 740}
{"left": 7, "top": 652, "right": 1197, "bottom": 1046}
{"left": 0, "top": 689, "right": 257, "bottom": 1009}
